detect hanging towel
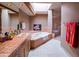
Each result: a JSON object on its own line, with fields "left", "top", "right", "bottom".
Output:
{"left": 66, "top": 22, "right": 70, "bottom": 43}
{"left": 69, "top": 22, "right": 78, "bottom": 48}
{"left": 66, "top": 22, "right": 78, "bottom": 48}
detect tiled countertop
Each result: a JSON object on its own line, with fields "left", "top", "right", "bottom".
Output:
{"left": 0, "top": 33, "right": 30, "bottom": 57}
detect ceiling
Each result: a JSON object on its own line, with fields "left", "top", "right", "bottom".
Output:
{"left": 49, "top": 2, "right": 62, "bottom": 10}
{"left": 30, "top": 3, "right": 52, "bottom": 14}
{"left": 30, "top": 2, "right": 62, "bottom": 14}
{"left": 0, "top": 2, "right": 62, "bottom": 16}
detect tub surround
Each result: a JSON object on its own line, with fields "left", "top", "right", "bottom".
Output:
{"left": 30, "top": 32, "right": 53, "bottom": 49}
{"left": 0, "top": 33, "right": 30, "bottom": 57}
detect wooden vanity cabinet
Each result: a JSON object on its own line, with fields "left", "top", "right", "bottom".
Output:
{"left": 0, "top": 33, "right": 30, "bottom": 57}
{"left": 10, "top": 39, "right": 30, "bottom": 57}
{"left": 17, "top": 39, "right": 30, "bottom": 57}
{"left": 9, "top": 35, "right": 30, "bottom": 57}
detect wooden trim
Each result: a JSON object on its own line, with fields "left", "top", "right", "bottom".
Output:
{"left": 24, "top": 2, "right": 34, "bottom": 15}
{"left": 0, "top": 4, "right": 18, "bottom": 13}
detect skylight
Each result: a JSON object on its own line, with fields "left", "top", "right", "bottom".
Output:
{"left": 31, "top": 3, "right": 52, "bottom": 12}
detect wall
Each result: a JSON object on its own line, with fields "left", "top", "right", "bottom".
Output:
{"left": 19, "top": 10, "right": 30, "bottom": 30}
{"left": 10, "top": 14, "right": 19, "bottom": 30}
{"left": 53, "top": 11, "right": 61, "bottom": 30}
{"left": 9, "top": 9, "right": 30, "bottom": 31}
{"left": 52, "top": 7, "right": 61, "bottom": 36}
{"left": 30, "top": 14, "right": 48, "bottom": 31}
{"left": 48, "top": 10, "right": 53, "bottom": 33}
{"left": 49, "top": 2, "right": 61, "bottom": 34}
{"left": 1, "top": 9, "right": 10, "bottom": 33}
{"left": 61, "top": 3, "right": 79, "bottom": 56}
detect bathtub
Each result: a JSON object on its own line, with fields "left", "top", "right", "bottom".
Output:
{"left": 30, "top": 32, "right": 52, "bottom": 49}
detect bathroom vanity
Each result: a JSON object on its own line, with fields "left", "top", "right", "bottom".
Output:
{"left": 0, "top": 33, "right": 30, "bottom": 57}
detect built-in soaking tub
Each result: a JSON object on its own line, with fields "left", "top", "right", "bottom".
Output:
{"left": 30, "top": 32, "right": 52, "bottom": 49}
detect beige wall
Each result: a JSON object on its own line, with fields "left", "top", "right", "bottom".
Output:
{"left": 10, "top": 14, "right": 19, "bottom": 30}
{"left": 30, "top": 14, "right": 48, "bottom": 31}
{"left": 61, "top": 3, "right": 79, "bottom": 56}
{"left": 53, "top": 11, "right": 61, "bottom": 29}
{"left": 19, "top": 10, "right": 30, "bottom": 30}
{"left": 10, "top": 10, "right": 30, "bottom": 31}
{"left": 61, "top": 3, "right": 79, "bottom": 40}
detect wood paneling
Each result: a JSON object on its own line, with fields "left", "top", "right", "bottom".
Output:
{"left": 52, "top": 5, "right": 61, "bottom": 36}
{"left": 0, "top": 9, "right": 1, "bottom": 32}
{"left": 0, "top": 2, "right": 19, "bottom": 13}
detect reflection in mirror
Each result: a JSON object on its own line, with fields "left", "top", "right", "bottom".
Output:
{"left": 0, "top": 4, "right": 19, "bottom": 34}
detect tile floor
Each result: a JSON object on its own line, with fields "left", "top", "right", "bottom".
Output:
{"left": 28, "top": 36, "right": 72, "bottom": 57}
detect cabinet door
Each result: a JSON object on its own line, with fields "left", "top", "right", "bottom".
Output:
{"left": 17, "top": 42, "right": 25, "bottom": 57}
{"left": 24, "top": 39, "right": 30, "bottom": 57}
{"left": 10, "top": 39, "right": 30, "bottom": 57}
{"left": 9, "top": 49, "right": 18, "bottom": 57}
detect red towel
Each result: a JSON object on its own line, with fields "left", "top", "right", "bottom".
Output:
{"left": 66, "top": 22, "right": 70, "bottom": 43}
{"left": 66, "top": 22, "right": 78, "bottom": 48}
{"left": 69, "top": 22, "right": 78, "bottom": 48}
